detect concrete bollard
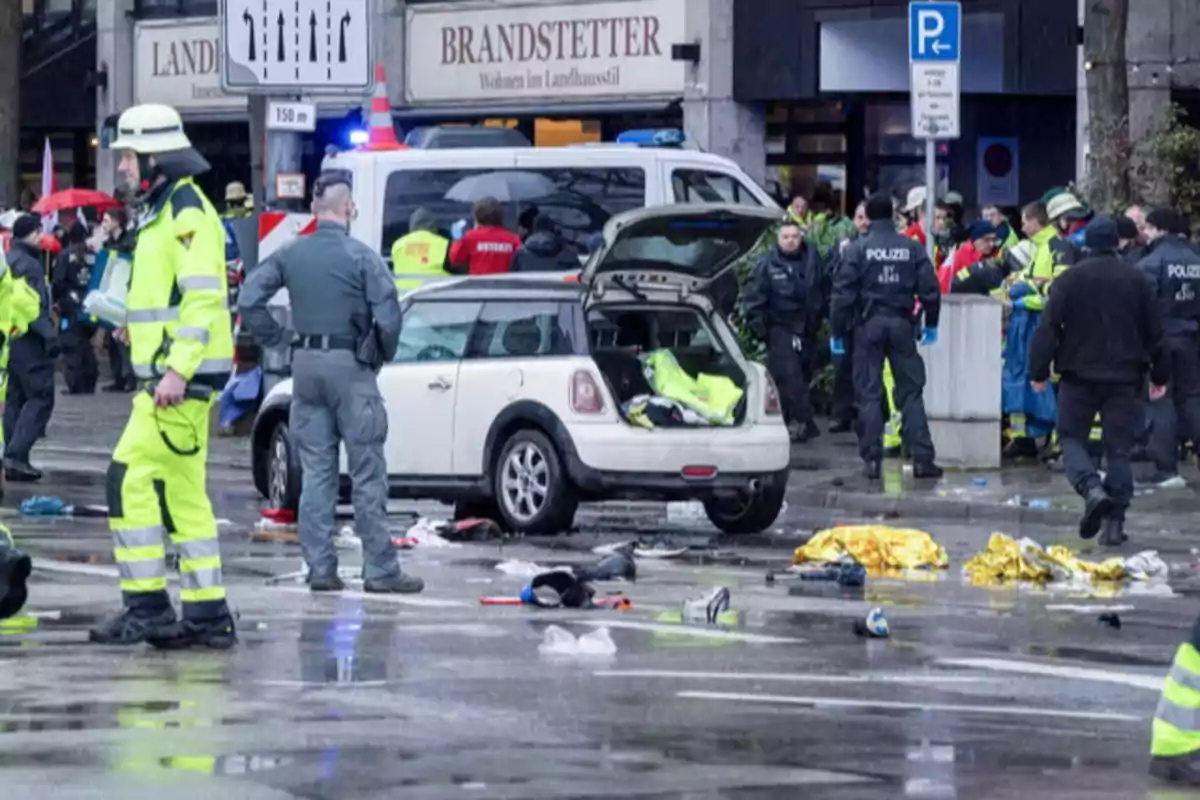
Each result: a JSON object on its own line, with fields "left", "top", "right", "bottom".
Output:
{"left": 921, "top": 294, "right": 1003, "bottom": 468}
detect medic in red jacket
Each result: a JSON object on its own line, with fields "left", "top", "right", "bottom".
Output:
{"left": 447, "top": 198, "right": 522, "bottom": 276}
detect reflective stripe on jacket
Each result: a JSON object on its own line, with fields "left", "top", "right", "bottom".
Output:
{"left": 128, "top": 177, "right": 233, "bottom": 389}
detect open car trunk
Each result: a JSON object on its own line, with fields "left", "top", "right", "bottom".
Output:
{"left": 587, "top": 303, "right": 749, "bottom": 428}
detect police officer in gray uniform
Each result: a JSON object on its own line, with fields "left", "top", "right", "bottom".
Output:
{"left": 831, "top": 193, "right": 943, "bottom": 481}
{"left": 239, "top": 173, "right": 424, "bottom": 594}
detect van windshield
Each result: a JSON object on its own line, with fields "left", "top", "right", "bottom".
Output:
{"left": 381, "top": 167, "right": 645, "bottom": 260}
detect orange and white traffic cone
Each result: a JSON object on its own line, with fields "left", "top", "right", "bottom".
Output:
{"left": 361, "top": 63, "right": 406, "bottom": 151}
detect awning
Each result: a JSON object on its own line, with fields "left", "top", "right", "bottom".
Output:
{"left": 392, "top": 98, "right": 682, "bottom": 120}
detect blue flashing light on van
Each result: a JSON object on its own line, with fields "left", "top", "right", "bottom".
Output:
{"left": 615, "top": 129, "right": 686, "bottom": 148}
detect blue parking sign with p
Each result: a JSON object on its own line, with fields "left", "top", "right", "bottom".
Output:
{"left": 909, "top": 1, "right": 961, "bottom": 62}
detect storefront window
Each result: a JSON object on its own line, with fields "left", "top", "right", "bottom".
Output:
{"left": 865, "top": 105, "right": 926, "bottom": 157}
{"left": 381, "top": 167, "right": 646, "bottom": 257}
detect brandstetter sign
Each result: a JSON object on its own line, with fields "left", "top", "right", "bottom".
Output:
{"left": 404, "top": 0, "right": 687, "bottom": 105}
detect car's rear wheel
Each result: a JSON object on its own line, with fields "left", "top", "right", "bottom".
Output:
{"left": 703, "top": 473, "right": 787, "bottom": 535}
{"left": 494, "top": 429, "right": 577, "bottom": 534}
{"left": 267, "top": 422, "right": 302, "bottom": 513}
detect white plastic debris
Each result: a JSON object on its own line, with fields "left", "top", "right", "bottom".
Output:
{"left": 334, "top": 525, "right": 362, "bottom": 550}
{"left": 1123, "top": 550, "right": 1169, "bottom": 581}
{"left": 495, "top": 559, "right": 547, "bottom": 578}
{"left": 402, "top": 518, "right": 461, "bottom": 548}
{"left": 682, "top": 587, "right": 732, "bottom": 624}
{"left": 538, "top": 625, "right": 617, "bottom": 658}
{"left": 254, "top": 518, "right": 296, "bottom": 533}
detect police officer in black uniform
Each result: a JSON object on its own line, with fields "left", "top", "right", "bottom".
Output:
{"left": 743, "top": 218, "right": 824, "bottom": 443}
{"left": 1029, "top": 215, "right": 1168, "bottom": 547}
{"left": 1137, "top": 208, "right": 1200, "bottom": 485}
{"left": 831, "top": 193, "right": 942, "bottom": 480}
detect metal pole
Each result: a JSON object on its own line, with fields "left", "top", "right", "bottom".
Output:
{"left": 924, "top": 138, "right": 937, "bottom": 262}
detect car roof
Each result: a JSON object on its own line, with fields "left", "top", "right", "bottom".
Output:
{"left": 409, "top": 274, "right": 585, "bottom": 303}
{"left": 326, "top": 146, "right": 749, "bottom": 169}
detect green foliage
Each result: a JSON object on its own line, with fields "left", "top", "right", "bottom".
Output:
{"left": 1132, "top": 104, "right": 1200, "bottom": 231}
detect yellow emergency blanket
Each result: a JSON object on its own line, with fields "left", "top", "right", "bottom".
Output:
{"left": 963, "top": 532, "right": 1126, "bottom": 585}
{"left": 791, "top": 525, "right": 949, "bottom": 573}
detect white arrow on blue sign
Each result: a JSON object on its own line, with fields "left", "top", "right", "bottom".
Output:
{"left": 909, "top": 1, "right": 961, "bottom": 63}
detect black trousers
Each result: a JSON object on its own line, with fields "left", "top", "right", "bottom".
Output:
{"left": 3, "top": 344, "right": 55, "bottom": 463}
{"left": 830, "top": 332, "right": 856, "bottom": 425}
{"left": 105, "top": 330, "right": 133, "bottom": 389}
{"left": 766, "top": 326, "right": 813, "bottom": 428}
{"left": 852, "top": 315, "right": 935, "bottom": 463}
{"left": 1058, "top": 379, "right": 1139, "bottom": 521}
{"left": 61, "top": 321, "right": 98, "bottom": 394}
{"left": 1147, "top": 334, "right": 1200, "bottom": 474}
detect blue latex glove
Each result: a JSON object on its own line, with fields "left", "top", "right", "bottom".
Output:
{"left": 1009, "top": 281, "right": 1033, "bottom": 300}
{"left": 830, "top": 337, "right": 846, "bottom": 355}
{"left": 920, "top": 327, "right": 938, "bottom": 346}
{"left": 450, "top": 219, "right": 468, "bottom": 241}
{"left": 1012, "top": 296, "right": 1030, "bottom": 310}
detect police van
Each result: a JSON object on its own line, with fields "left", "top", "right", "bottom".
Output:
{"left": 254, "top": 130, "right": 780, "bottom": 388}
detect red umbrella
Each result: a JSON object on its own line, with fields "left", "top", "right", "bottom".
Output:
{"left": 32, "top": 188, "right": 121, "bottom": 215}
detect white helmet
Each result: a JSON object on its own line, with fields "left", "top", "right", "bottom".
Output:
{"left": 110, "top": 104, "right": 193, "bottom": 154}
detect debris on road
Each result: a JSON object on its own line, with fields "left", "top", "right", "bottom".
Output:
{"left": 853, "top": 607, "right": 890, "bottom": 638}
{"left": 593, "top": 537, "right": 692, "bottom": 560}
{"left": 1098, "top": 612, "right": 1122, "bottom": 629}
{"left": 790, "top": 559, "right": 867, "bottom": 587}
{"left": 574, "top": 543, "right": 637, "bottom": 582}
{"left": 682, "top": 587, "right": 732, "bottom": 624}
{"left": 963, "top": 533, "right": 1169, "bottom": 586}
{"left": 521, "top": 571, "right": 596, "bottom": 608}
{"left": 18, "top": 496, "right": 107, "bottom": 517}
{"left": 791, "top": 525, "right": 949, "bottom": 573}
{"left": 538, "top": 625, "right": 617, "bottom": 658}
{"left": 495, "top": 559, "right": 547, "bottom": 578}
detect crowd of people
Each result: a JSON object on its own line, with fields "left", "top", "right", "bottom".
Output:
{"left": 746, "top": 184, "right": 1200, "bottom": 548}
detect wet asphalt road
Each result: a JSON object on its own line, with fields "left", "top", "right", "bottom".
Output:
{"left": 2, "top": 454, "right": 1199, "bottom": 799}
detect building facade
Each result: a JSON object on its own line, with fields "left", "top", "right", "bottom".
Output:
{"left": 22, "top": 0, "right": 98, "bottom": 203}
{"left": 734, "top": 0, "right": 1080, "bottom": 214}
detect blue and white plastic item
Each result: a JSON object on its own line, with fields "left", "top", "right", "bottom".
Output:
{"left": 864, "top": 607, "right": 890, "bottom": 637}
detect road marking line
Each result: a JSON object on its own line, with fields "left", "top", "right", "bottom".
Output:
{"left": 594, "top": 670, "right": 989, "bottom": 684}
{"left": 936, "top": 657, "right": 1163, "bottom": 691}
{"left": 1045, "top": 604, "right": 1136, "bottom": 613}
{"left": 271, "top": 586, "right": 469, "bottom": 608}
{"left": 583, "top": 620, "right": 802, "bottom": 644}
{"left": 677, "top": 690, "right": 1146, "bottom": 722}
{"left": 32, "top": 560, "right": 120, "bottom": 579}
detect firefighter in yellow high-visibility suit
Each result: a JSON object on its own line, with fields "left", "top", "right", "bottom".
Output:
{"left": 0, "top": 249, "right": 30, "bottom": 622}
{"left": 88, "top": 104, "right": 236, "bottom": 649}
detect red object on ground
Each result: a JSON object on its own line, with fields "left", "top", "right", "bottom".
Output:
{"left": 479, "top": 596, "right": 524, "bottom": 605}
{"left": 449, "top": 226, "right": 522, "bottom": 275}
{"left": 261, "top": 508, "right": 296, "bottom": 524}
{"left": 32, "top": 188, "right": 122, "bottom": 215}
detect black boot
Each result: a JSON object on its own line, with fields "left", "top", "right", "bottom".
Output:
{"left": 797, "top": 421, "right": 821, "bottom": 443}
{"left": 89, "top": 593, "right": 178, "bottom": 644}
{"left": 829, "top": 419, "right": 854, "bottom": 434}
{"left": 147, "top": 602, "right": 237, "bottom": 651}
{"left": 0, "top": 545, "right": 32, "bottom": 620}
{"left": 913, "top": 461, "right": 944, "bottom": 479}
{"left": 364, "top": 573, "right": 425, "bottom": 594}
{"left": 1079, "top": 486, "right": 1115, "bottom": 540}
{"left": 1151, "top": 753, "right": 1200, "bottom": 785}
{"left": 1100, "top": 517, "right": 1128, "bottom": 547}
{"left": 3, "top": 459, "right": 41, "bottom": 483}
{"left": 309, "top": 573, "right": 346, "bottom": 592}
{"left": 863, "top": 460, "right": 881, "bottom": 480}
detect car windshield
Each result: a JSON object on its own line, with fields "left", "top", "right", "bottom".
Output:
{"left": 598, "top": 217, "right": 773, "bottom": 279}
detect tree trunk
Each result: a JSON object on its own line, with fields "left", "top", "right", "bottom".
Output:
{"left": 1083, "top": 0, "right": 1131, "bottom": 211}
{"left": 0, "top": 2, "right": 20, "bottom": 209}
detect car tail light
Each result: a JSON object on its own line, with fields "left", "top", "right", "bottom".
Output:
{"left": 763, "top": 375, "right": 782, "bottom": 415}
{"left": 571, "top": 370, "right": 605, "bottom": 414}
{"left": 681, "top": 465, "right": 718, "bottom": 480}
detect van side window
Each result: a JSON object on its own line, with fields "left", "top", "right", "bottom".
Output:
{"left": 381, "top": 168, "right": 646, "bottom": 260}
{"left": 671, "top": 170, "right": 763, "bottom": 206}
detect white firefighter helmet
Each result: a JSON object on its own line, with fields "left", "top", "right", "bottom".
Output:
{"left": 110, "top": 104, "right": 193, "bottom": 154}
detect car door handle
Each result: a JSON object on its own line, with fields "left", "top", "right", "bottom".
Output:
{"left": 428, "top": 378, "right": 453, "bottom": 390}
